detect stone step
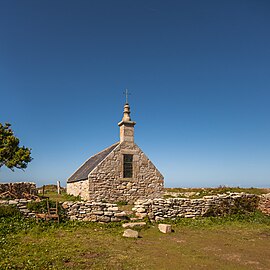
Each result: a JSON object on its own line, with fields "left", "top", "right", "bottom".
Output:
{"left": 122, "top": 222, "right": 147, "bottom": 229}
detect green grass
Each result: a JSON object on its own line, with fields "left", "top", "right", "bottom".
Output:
{"left": 37, "top": 185, "right": 81, "bottom": 202}
{"left": 41, "top": 191, "right": 81, "bottom": 202}
{"left": 1, "top": 212, "right": 270, "bottom": 270}
{"left": 0, "top": 205, "right": 22, "bottom": 218}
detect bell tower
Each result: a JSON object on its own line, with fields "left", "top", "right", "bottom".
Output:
{"left": 118, "top": 90, "right": 136, "bottom": 143}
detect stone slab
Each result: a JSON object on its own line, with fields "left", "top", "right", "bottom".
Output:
{"left": 158, "top": 224, "right": 172, "bottom": 234}
{"left": 122, "top": 222, "right": 146, "bottom": 228}
{"left": 123, "top": 229, "right": 139, "bottom": 238}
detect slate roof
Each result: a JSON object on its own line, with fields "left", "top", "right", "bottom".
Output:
{"left": 67, "top": 142, "right": 119, "bottom": 183}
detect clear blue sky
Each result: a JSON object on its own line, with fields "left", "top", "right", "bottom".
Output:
{"left": 0, "top": 0, "right": 269, "bottom": 188}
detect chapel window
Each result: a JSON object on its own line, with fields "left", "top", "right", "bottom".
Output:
{"left": 123, "top": 154, "right": 133, "bottom": 178}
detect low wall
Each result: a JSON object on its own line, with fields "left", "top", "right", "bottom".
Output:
{"left": 132, "top": 193, "right": 260, "bottom": 221}
{"left": 0, "top": 199, "right": 35, "bottom": 217}
{"left": 0, "top": 182, "right": 37, "bottom": 198}
{"left": 62, "top": 201, "right": 128, "bottom": 222}
{"left": 0, "top": 200, "right": 129, "bottom": 222}
{"left": 258, "top": 193, "right": 270, "bottom": 215}
{"left": 1, "top": 193, "right": 268, "bottom": 222}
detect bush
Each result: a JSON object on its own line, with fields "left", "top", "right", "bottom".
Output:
{"left": 0, "top": 205, "right": 22, "bottom": 218}
{"left": 116, "top": 201, "right": 128, "bottom": 206}
{"left": 204, "top": 196, "right": 260, "bottom": 217}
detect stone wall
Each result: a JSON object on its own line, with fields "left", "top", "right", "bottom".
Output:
{"left": 132, "top": 193, "right": 259, "bottom": 221}
{"left": 62, "top": 201, "right": 128, "bottom": 222}
{"left": 1, "top": 193, "right": 268, "bottom": 222}
{"left": 0, "top": 182, "right": 37, "bottom": 198}
{"left": 258, "top": 193, "right": 270, "bottom": 215}
{"left": 0, "top": 199, "right": 35, "bottom": 217}
{"left": 88, "top": 142, "right": 164, "bottom": 203}
{"left": 66, "top": 180, "right": 89, "bottom": 199}
{"left": 0, "top": 200, "right": 129, "bottom": 222}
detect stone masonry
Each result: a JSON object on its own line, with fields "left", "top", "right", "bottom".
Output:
{"left": 258, "top": 193, "right": 270, "bottom": 215}
{"left": 0, "top": 199, "right": 35, "bottom": 217}
{"left": 0, "top": 193, "right": 268, "bottom": 221}
{"left": 0, "top": 182, "right": 37, "bottom": 198}
{"left": 67, "top": 101, "right": 164, "bottom": 202}
{"left": 132, "top": 193, "right": 260, "bottom": 221}
{"left": 87, "top": 141, "right": 163, "bottom": 203}
{"left": 62, "top": 201, "right": 129, "bottom": 222}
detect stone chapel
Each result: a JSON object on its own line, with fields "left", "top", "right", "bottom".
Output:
{"left": 67, "top": 100, "right": 164, "bottom": 202}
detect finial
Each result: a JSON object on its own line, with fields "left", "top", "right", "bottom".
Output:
{"left": 123, "top": 89, "right": 130, "bottom": 104}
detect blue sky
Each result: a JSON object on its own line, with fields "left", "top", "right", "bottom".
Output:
{"left": 0, "top": 0, "right": 269, "bottom": 187}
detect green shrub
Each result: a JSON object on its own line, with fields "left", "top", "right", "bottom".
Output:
{"left": 27, "top": 200, "right": 51, "bottom": 213}
{"left": 0, "top": 205, "right": 22, "bottom": 218}
{"left": 203, "top": 196, "right": 260, "bottom": 217}
{"left": 116, "top": 201, "right": 128, "bottom": 206}
{"left": 157, "top": 211, "right": 270, "bottom": 227}
{"left": 163, "top": 194, "right": 177, "bottom": 199}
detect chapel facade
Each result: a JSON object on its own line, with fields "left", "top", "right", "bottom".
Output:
{"left": 67, "top": 101, "right": 164, "bottom": 203}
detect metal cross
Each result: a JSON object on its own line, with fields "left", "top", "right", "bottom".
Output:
{"left": 123, "top": 89, "right": 131, "bottom": 104}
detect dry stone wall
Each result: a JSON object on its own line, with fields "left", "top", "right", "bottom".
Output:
{"left": 258, "top": 193, "right": 270, "bottom": 215}
{"left": 0, "top": 200, "right": 129, "bottom": 222}
{"left": 88, "top": 142, "right": 164, "bottom": 203}
{"left": 62, "top": 201, "right": 128, "bottom": 222}
{"left": 0, "top": 199, "right": 35, "bottom": 217}
{"left": 0, "top": 182, "right": 37, "bottom": 198}
{"left": 1, "top": 193, "right": 268, "bottom": 222}
{"left": 133, "top": 193, "right": 259, "bottom": 221}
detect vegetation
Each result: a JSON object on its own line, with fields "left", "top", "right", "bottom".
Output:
{"left": 44, "top": 191, "right": 81, "bottom": 202}
{"left": 0, "top": 212, "right": 269, "bottom": 269}
{"left": 0, "top": 185, "right": 268, "bottom": 268}
{"left": 27, "top": 200, "right": 66, "bottom": 219}
{"left": 37, "top": 185, "right": 81, "bottom": 202}
{"left": 204, "top": 195, "right": 260, "bottom": 217}
{"left": 116, "top": 201, "right": 128, "bottom": 206}
{"left": 0, "top": 205, "right": 22, "bottom": 218}
{"left": 165, "top": 186, "right": 269, "bottom": 199}
{"left": 0, "top": 122, "right": 32, "bottom": 171}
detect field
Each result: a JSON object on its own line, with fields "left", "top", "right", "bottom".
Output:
{"left": 38, "top": 185, "right": 270, "bottom": 202}
{"left": 1, "top": 212, "right": 270, "bottom": 270}
{"left": 1, "top": 187, "right": 269, "bottom": 269}
{"left": 164, "top": 187, "right": 270, "bottom": 199}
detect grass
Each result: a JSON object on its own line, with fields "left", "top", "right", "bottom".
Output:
{"left": 37, "top": 185, "right": 81, "bottom": 202}
{"left": 1, "top": 212, "right": 270, "bottom": 270}
{"left": 41, "top": 185, "right": 270, "bottom": 201}
{"left": 1, "top": 186, "right": 268, "bottom": 269}
{"left": 39, "top": 191, "right": 81, "bottom": 202}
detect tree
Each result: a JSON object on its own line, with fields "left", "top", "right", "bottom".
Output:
{"left": 0, "top": 123, "right": 32, "bottom": 171}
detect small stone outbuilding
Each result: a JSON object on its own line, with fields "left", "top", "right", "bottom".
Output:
{"left": 67, "top": 101, "right": 164, "bottom": 202}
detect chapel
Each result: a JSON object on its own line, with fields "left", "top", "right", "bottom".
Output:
{"left": 67, "top": 98, "right": 164, "bottom": 202}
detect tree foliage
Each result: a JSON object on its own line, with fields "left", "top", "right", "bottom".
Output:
{"left": 0, "top": 123, "right": 32, "bottom": 171}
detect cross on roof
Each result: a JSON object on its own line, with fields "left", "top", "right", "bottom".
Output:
{"left": 124, "top": 89, "right": 131, "bottom": 104}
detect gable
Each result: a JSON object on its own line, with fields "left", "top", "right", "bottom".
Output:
{"left": 89, "top": 141, "right": 164, "bottom": 181}
{"left": 133, "top": 143, "right": 164, "bottom": 180}
{"left": 67, "top": 142, "right": 119, "bottom": 183}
